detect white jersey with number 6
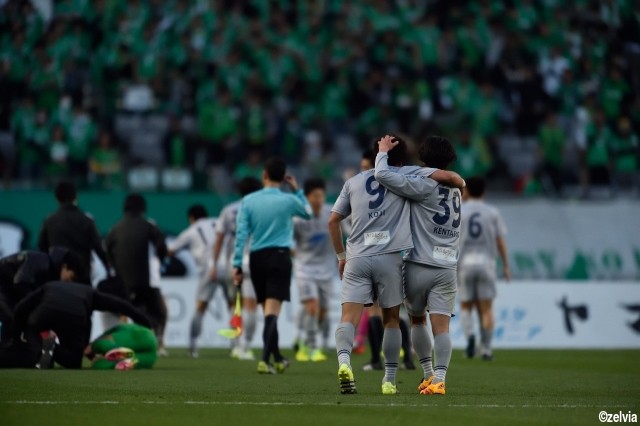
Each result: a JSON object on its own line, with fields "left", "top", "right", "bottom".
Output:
{"left": 293, "top": 204, "right": 335, "bottom": 280}
{"left": 459, "top": 200, "right": 507, "bottom": 274}
{"left": 331, "top": 169, "right": 413, "bottom": 260}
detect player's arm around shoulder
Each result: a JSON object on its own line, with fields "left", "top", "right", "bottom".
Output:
{"left": 374, "top": 135, "right": 433, "bottom": 200}
{"left": 428, "top": 170, "right": 466, "bottom": 190}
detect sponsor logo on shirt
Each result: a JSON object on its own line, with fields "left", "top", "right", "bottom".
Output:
{"left": 364, "top": 231, "right": 390, "bottom": 246}
{"left": 433, "top": 246, "right": 457, "bottom": 261}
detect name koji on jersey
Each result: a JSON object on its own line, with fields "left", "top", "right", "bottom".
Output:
{"left": 368, "top": 209, "right": 386, "bottom": 219}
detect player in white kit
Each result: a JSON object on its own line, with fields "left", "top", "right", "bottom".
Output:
{"left": 375, "top": 135, "right": 465, "bottom": 396}
{"left": 167, "top": 205, "right": 217, "bottom": 358}
{"left": 211, "top": 177, "right": 263, "bottom": 360}
{"left": 329, "top": 137, "right": 462, "bottom": 395}
{"left": 458, "top": 177, "right": 510, "bottom": 361}
{"left": 293, "top": 178, "right": 335, "bottom": 362}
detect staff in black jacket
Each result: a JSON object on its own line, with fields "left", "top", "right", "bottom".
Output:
{"left": 105, "top": 193, "right": 168, "bottom": 353}
{"left": 0, "top": 247, "right": 82, "bottom": 344}
{"left": 0, "top": 281, "right": 151, "bottom": 369}
{"left": 38, "top": 181, "right": 110, "bottom": 284}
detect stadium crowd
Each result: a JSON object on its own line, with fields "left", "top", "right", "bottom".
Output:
{"left": 0, "top": 0, "right": 638, "bottom": 195}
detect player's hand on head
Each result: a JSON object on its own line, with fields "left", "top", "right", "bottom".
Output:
{"left": 284, "top": 175, "right": 299, "bottom": 191}
{"left": 378, "top": 134, "right": 398, "bottom": 153}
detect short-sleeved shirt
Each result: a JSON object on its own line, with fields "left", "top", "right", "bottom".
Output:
{"left": 233, "top": 188, "right": 311, "bottom": 268}
{"left": 459, "top": 200, "right": 507, "bottom": 273}
{"left": 168, "top": 218, "right": 217, "bottom": 269}
{"left": 293, "top": 204, "right": 335, "bottom": 280}
{"left": 331, "top": 169, "right": 414, "bottom": 260}
{"left": 216, "top": 201, "right": 241, "bottom": 265}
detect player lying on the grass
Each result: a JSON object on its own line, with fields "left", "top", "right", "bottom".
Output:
{"left": 458, "top": 176, "right": 510, "bottom": 361}
{"left": 232, "top": 158, "right": 311, "bottom": 374}
{"left": 0, "top": 279, "right": 151, "bottom": 369}
{"left": 0, "top": 247, "right": 79, "bottom": 345}
{"left": 292, "top": 178, "right": 334, "bottom": 362}
{"left": 375, "top": 134, "right": 465, "bottom": 396}
{"left": 167, "top": 204, "right": 219, "bottom": 359}
{"left": 212, "top": 177, "right": 263, "bottom": 361}
{"left": 85, "top": 323, "right": 158, "bottom": 370}
{"left": 329, "top": 136, "right": 462, "bottom": 395}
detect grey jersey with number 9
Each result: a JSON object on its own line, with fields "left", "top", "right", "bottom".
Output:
{"left": 331, "top": 169, "right": 414, "bottom": 260}
{"left": 374, "top": 153, "right": 461, "bottom": 270}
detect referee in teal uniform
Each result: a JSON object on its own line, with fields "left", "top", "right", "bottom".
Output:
{"left": 233, "top": 157, "right": 311, "bottom": 374}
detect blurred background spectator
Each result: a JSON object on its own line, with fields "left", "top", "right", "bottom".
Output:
{"left": 0, "top": 0, "right": 638, "bottom": 196}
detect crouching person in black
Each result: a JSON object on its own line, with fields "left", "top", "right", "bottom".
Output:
{"left": 0, "top": 281, "right": 151, "bottom": 369}
{"left": 0, "top": 247, "right": 79, "bottom": 345}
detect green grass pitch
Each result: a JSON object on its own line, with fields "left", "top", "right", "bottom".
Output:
{"left": 1, "top": 349, "right": 638, "bottom": 425}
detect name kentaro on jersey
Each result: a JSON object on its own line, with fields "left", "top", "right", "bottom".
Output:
{"left": 293, "top": 204, "right": 335, "bottom": 280}
{"left": 374, "top": 153, "right": 461, "bottom": 269}
{"left": 331, "top": 169, "right": 414, "bottom": 259}
{"left": 459, "top": 200, "right": 507, "bottom": 273}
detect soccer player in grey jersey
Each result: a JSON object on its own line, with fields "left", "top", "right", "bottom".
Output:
{"left": 292, "top": 178, "right": 334, "bottom": 362}
{"left": 329, "top": 137, "right": 462, "bottom": 395}
{"left": 375, "top": 135, "right": 465, "bottom": 396}
{"left": 458, "top": 177, "right": 510, "bottom": 361}
{"left": 211, "top": 177, "right": 263, "bottom": 360}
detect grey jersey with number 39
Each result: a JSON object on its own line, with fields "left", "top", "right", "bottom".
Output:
{"left": 374, "top": 153, "right": 461, "bottom": 270}
{"left": 332, "top": 169, "right": 413, "bottom": 260}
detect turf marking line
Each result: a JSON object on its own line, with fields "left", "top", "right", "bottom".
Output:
{"left": 1, "top": 401, "right": 632, "bottom": 409}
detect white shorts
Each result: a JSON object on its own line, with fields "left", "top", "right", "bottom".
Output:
{"left": 403, "top": 262, "right": 457, "bottom": 317}
{"left": 295, "top": 274, "right": 332, "bottom": 308}
{"left": 196, "top": 267, "right": 220, "bottom": 303}
{"left": 341, "top": 252, "right": 404, "bottom": 309}
{"left": 458, "top": 267, "right": 496, "bottom": 303}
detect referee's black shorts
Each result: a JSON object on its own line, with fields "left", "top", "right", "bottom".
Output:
{"left": 249, "top": 247, "right": 292, "bottom": 304}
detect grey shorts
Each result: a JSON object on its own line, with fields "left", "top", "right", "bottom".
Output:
{"left": 458, "top": 267, "right": 496, "bottom": 303}
{"left": 341, "top": 252, "right": 404, "bottom": 309}
{"left": 296, "top": 275, "right": 332, "bottom": 308}
{"left": 403, "top": 262, "right": 457, "bottom": 317}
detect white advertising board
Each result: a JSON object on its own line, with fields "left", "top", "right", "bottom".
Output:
{"left": 91, "top": 278, "right": 640, "bottom": 349}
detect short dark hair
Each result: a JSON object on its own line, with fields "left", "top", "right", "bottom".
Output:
{"left": 418, "top": 135, "right": 457, "bottom": 169}
{"left": 373, "top": 134, "right": 408, "bottom": 167}
{"left": 55, "top": 181, "right": 77, "bottom": 204}
{"left": 362, "top": 149, "right": 375, "bottom": 166}
{"left": 303, "top": 178, "right": 326, "bottom": 195}
{"left": 237, "top": 177, "right": 262, "bottom": 197}
{"left": 264, "top": 157, "right": 286, "bottom": 182}
{"left": 62, "top": 250, "right": 85, "bottom": 279}
{"left": 187, "top": 204, "right": 208, "bottom": 220}
{"left": 465, "top": 176, "right": 486, "bottom": 197}
{"left": 124, "top": 193, "right": 147, "bottom": 214}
